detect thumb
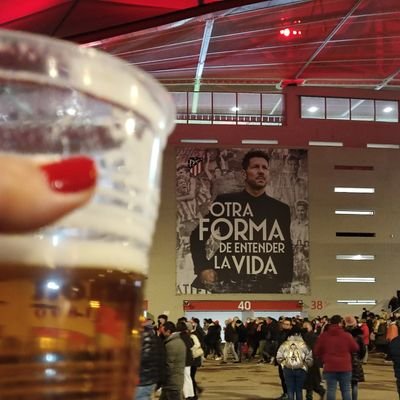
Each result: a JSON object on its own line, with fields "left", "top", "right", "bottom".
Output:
{"left": 0, "top": 156, "right": 96, "bottom": 233}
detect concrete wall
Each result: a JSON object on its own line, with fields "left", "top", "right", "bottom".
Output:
{"left": 145, "top": 145, "right": 400, "bottom": 322}
{"left": 145, "top": 86, "right": 400, "bottom": 322}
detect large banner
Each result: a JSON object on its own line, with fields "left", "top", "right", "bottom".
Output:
{"left": 176, "top": 148, "right": 309, "bottom": 294}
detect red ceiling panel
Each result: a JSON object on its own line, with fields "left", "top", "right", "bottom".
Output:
{"left": 0, "top": 0, "right": 70, "bottom": 24}
{"left": 0, "top": 0, "right": 399, "bottom": 91}
{"left": 102, "top": 23, "right": 204, "bottom": 56}
{"left": 54, "top": 1, "right": 172, "bottom": 37}
{"left": 1, "top": 2, "right": 72, "bottom": 36}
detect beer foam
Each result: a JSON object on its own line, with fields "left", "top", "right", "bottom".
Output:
{"left": 0, "top": 235, "right": 147, "bottom": 273}
{"left": 0, "top": 200, "right": 155, "bottom": 274}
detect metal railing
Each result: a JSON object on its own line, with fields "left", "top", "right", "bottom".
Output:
{"left": 176, "top": 112, "right": 283, "bottom": 125}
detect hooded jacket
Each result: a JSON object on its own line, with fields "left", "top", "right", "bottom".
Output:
{"left": 138, "top": 324, "right": 165, "bottom": 386}
{"left": 345, "top": 326, "right": 366, "bottom": 382}
{"left": 163, "top": 332, "right": 186, "bottom": 390}
{"left": 276, "top": 334, "right": 313, "bottom": 371}
{"left": 314, "top": 325, "right": 359, "bottom": 372}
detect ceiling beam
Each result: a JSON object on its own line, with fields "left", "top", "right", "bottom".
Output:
{"left": 68, "top": 0, "right": 270, "bottom": 43}
{"left": 375, "top": 67, "right": 400, "bottom": 90}
{"left": 192, "top": 19, "right": 215, "bottom": 113}
{"left": 295, "top": 0, "right": 363, "bottom": 79}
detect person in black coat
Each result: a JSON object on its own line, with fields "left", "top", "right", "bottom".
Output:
{"left": 301, "top": 320, "right": 325, "bottom": 400}
{"left": 190, "top": 150, "right": 294, "bottom": 293}
{"left": 274, "top": 318, "right": 293, "bottom": 400}
{"left": 235, "top": 319, "right": 248, "bottom": 362}
{"left": 136, "top": 318, "right": 165, "bottom": 400}
{"left": 204, "top": 320, "right": 222, "bottom": 359}
{"left": 389, "top": 335, "right": 400, "bottom": 399}
{"left": 344, "top": 316, "right": 366, "bottom": 400}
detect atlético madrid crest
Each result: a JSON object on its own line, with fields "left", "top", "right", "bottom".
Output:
{"left": 188, "top": 157, "right": 203, "bottom": 177}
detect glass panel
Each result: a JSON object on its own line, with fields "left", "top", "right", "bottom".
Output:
{"left": 237, "top": 93, "right": 260, "bottom": 115}
{"left": 188, "top": 92, "right": 211, "bottom": 114}
{"left": 375, "top": 100, "right": 399, "bottom": 122}
{"left": 301, "top": 96, "right": 325, "bottom": 119}
{"left": 171, "top": 92, "right": 188, "bottom": 122}
{"left": 237, "top": 93, "right": 261, "bottom": 125}
{"left": 262, "top": 93, "right": 284, "bottom": 116}
{"left": 187, "top": 92, "right": 212, "bottom": 124}
{"left": 262, "top": 93, "right": 284, "bottom": 125}
{"left": 350, "top": 99, "right": 374, "bottom": 121}
{"left": 326, "top": 97, "right": 350, "bottom": 120}
{"left": 213, "top": 92, "right": 237, "bottom": 124}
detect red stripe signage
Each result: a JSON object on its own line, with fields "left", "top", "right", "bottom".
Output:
{"left": 183, "top": 300, "right": 303, "bottom": 312}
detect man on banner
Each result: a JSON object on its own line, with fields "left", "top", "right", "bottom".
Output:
{"left": 190, "top": 149, "right": 294, "bottom": 293}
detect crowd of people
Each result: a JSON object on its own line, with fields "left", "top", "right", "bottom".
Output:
{"left": 135, "top": 309, "right": 400, "bottom": 400}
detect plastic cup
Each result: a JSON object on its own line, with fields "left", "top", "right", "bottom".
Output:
{"left": 0, "top": 29, "right": 175, "bottom": 399}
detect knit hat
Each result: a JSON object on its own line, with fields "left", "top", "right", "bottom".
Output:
{"left": 344, "top": 315, "right": 357, "bottom": 327}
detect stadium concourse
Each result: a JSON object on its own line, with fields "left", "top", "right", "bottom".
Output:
{"left": 187, "top": 353, "right": 396, "bottom": 400}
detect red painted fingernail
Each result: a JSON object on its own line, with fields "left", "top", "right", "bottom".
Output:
{"left": 40, "top": 157, "right": 97, "bottom": 193}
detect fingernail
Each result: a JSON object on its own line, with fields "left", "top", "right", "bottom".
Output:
{"left": 40, "top": 157, "right": 97, "bottom": 193}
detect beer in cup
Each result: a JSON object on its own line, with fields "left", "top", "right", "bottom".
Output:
{"left": 0, "top": 30, "right": 175, "bottom": 399}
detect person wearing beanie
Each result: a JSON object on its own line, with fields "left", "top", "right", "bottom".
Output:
{"left": 344, "top": 315, "right": 357, "bottom": 328}
{"left": 344, "top": 316, "right": 366, "bottom": 400}
{"left": 314, "top": 315, "right": 359, "bottom": 400}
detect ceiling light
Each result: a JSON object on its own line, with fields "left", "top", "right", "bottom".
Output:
{"left": 231, "top": 106, "right": 240, "bottom": 112}
{"left": 383, "top": 106, "right": 393, "bottom": 113}
{"left": 279, "top": 27, "right": 302, "bottom": 38}
{"left": 336, "top": 277, "right": 376, "bottom": 283}
{"left": 241, "top": 139, "right": 278, "bottom": 145}
{"left": 336, "top": 254, "right": 375, "bottom": 261}
{"left": 280, "top": 28, "right": 290, "bottom": 37}
{"left": 335, "top": 210, "right": 374, "bottom": 216}
{"left": 307, "top": 106, "right": 318, "bottom": 113}
{"left": 309, "top": 141, "right": 343, "bottom": 147}
{"left": 334, "top": 187, "right": 375, "bottom": 193}
{"left": 180, "top": 139, "right": 218, "bottom": 144}
{"left": 367, "top": 143, "right": 400, "bottom": 149}
{"left": 337, "top": 300, "right": 376, "bottom": 305}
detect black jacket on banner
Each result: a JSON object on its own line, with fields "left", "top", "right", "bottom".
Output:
{"left": 190, "top": 190, "right": 293, "bottom": 293}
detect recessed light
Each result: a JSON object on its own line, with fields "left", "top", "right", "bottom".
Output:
{"left": 307, "top": 106, "right": 319, "bottom": 113}
{"left": 336, "top": 254, "right": 375, "bottom": 260}
{"left": 309, "top": 141, "right": 343, "bottom": 147}
{"left": 334, "top": 187, "right": 375, "bottom": 193}
{"left": 367, "top": 143, "right": 400, "bottom": 149}
{"left": 383, "top": 106, "right": 393, "bottom": 113}
{"left": 336, "top": 277, "right": 376, "bottom": 283}
{"left": 335, "top": 210, "right": 375, "bottom": 216}
{"left": 241, "top": 139, "right": 278, "bottom": 145}
{"left": 180, "top": 139, "right": 219, "bottom": 144}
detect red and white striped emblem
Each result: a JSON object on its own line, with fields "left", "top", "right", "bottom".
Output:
{"left": 188, "top": 157, "right": 203, "bottom": 177}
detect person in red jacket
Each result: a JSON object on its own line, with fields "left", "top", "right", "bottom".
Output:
{"left": 314, "top": 315, "right": 359, "bottom": 400}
